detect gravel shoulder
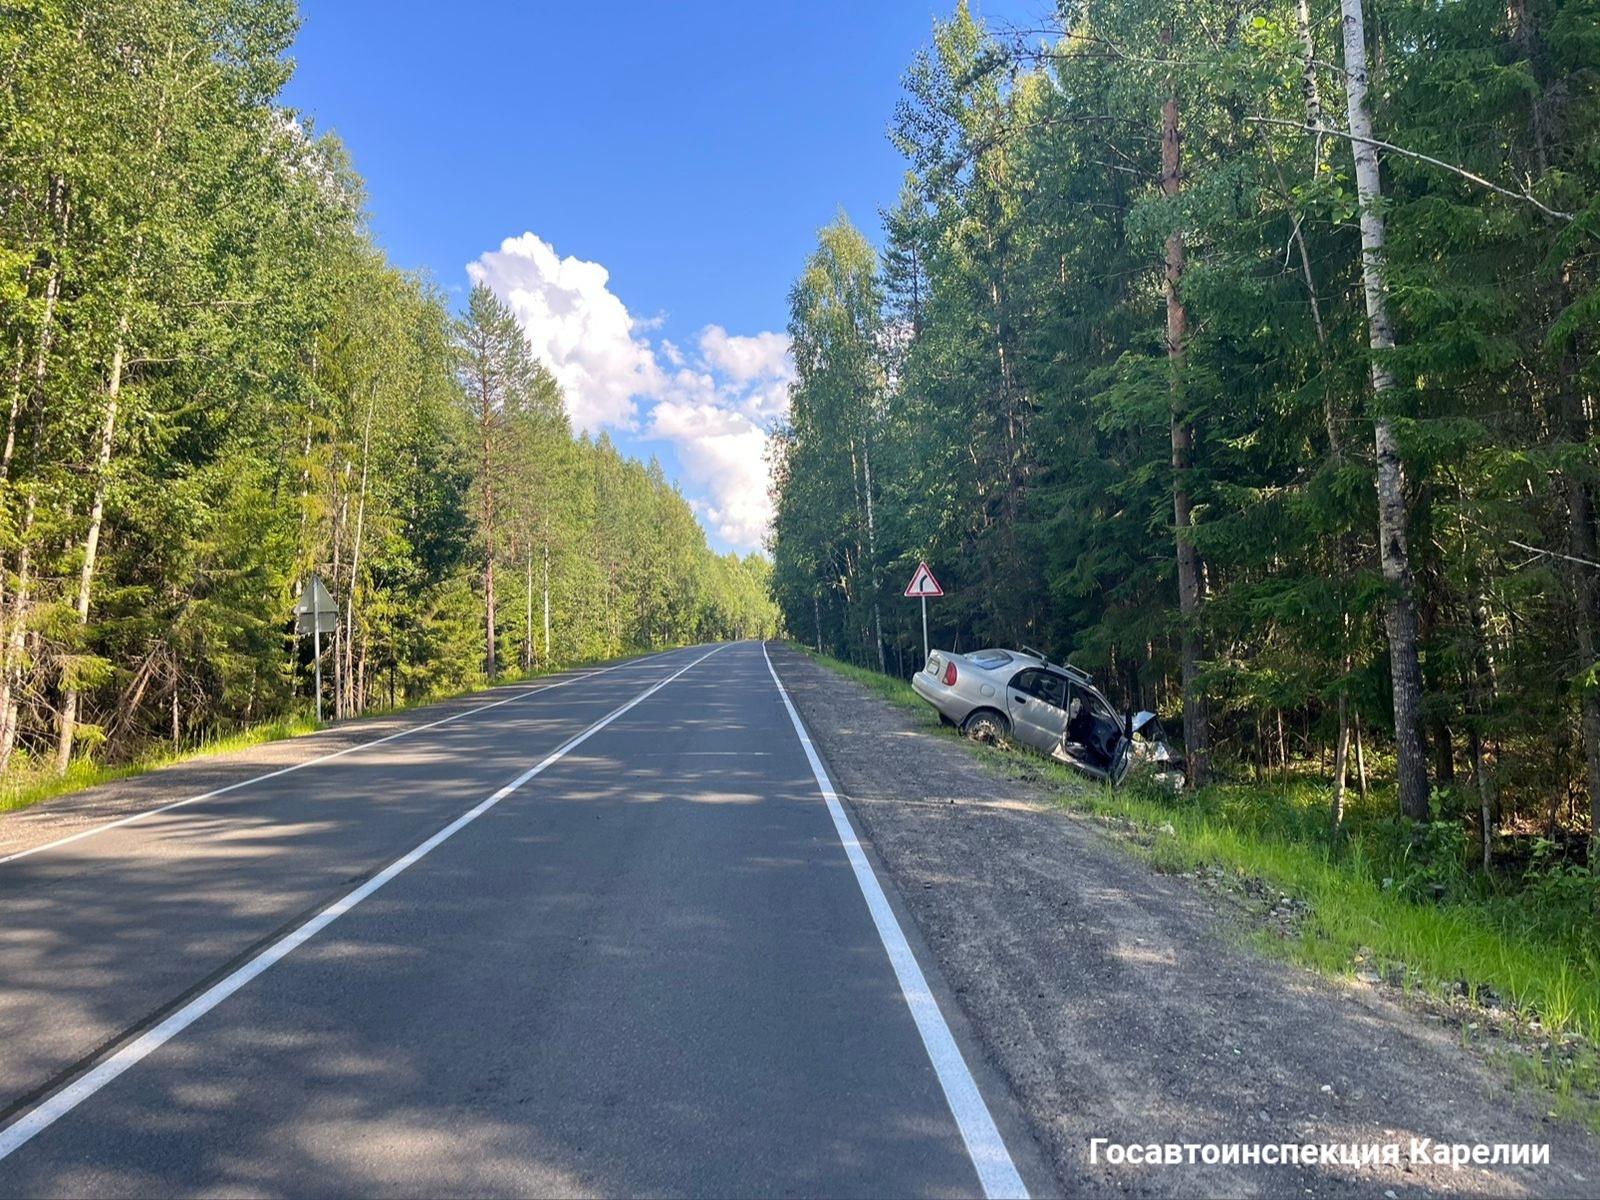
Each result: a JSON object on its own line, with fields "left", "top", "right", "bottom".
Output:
{"left": 769, "top": 644, "right": 1600, "bottom": 1199}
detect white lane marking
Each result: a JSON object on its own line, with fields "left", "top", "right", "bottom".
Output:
{"left": 0, "top": 643, "right": 726, "bottom": 1161}
{"left": 761, "top": 641, "right": 1029, "bottom": 1200}
{"left": 0, "top": 648, "right": 691, "bottom": 867}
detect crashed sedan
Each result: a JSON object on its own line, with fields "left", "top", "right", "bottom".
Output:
{"left": 911, "top": 647, "right": 1182, "bottom": 787}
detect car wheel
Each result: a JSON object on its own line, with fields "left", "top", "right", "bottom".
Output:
{"left": 962, "top": 710, "right": 1008, "bottom": 746}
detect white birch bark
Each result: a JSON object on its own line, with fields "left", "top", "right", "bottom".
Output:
{"left": 1341, "top": 0, "right": 1431, "bottom": 819}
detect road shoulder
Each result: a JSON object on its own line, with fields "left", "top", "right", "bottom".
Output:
{"left": 768, "top": 643, "right": 1599, "bottom": 1199}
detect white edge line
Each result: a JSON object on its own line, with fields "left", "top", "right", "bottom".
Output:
{"left": 0, "top": 643, "right": 727, "bottom": 1161}
{"left": 0, "top": 647, "right": 688, "bottom": 867}
{"left": 761, "top": 641, "right": 1028, "bottom": 1200}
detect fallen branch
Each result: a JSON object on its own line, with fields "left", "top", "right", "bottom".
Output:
{"left": 1246, "top": 115, "right": 1575, "bottom": 222}
{"left": 1509, "top": 539, "right": 1600, "bottom": 570}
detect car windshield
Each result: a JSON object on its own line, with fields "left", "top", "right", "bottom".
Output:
{"left": 967, "top": 649, "right": 1014, "bottom": 670}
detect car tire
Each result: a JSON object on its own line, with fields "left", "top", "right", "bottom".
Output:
{"left": 961, "top": 709, "right": 1009, "bottom": 746}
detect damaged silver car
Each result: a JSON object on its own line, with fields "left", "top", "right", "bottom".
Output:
{"left": 911, "top": 646, "right": 1183, "bottom": 787}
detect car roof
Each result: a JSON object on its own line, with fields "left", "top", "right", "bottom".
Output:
{"left": 1013, "top": 654, "right": 1094, "bottom": 687}
{"left": 965, "top": 647, "right": 1098, "bottom": 689}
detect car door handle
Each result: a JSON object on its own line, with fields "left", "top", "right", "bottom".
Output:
{"left": 1012, "top": 695, "right": 1027, "bottom": 704}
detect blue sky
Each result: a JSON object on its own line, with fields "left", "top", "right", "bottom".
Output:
{"left": 282, "top": 0, "right": 1045, "bottom": 552}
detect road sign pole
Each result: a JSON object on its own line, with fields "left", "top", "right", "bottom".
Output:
{"left": 295, "top": 573, "right": 336, "bottom": 725}
{"left": 905, "top": 561, "right": 943, "bottom": 666}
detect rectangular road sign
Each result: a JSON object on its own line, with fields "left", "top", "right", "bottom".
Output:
{"left": 293, "top": 574, "right": 337, "bottom": 635}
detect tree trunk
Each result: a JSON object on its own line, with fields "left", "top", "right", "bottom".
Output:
{"left": 59, "top": 45, "right": 178, "bottom": 767}
{"left": 331, "top": 484, "right": 345, "bottom": 721}
{"left": 1340, "top": 0, "right": 1431, "bottom": 819}
{"left": 1253, "top": 712, "right": 1264, "bottom": 784}
{"left": 482, "top": 395, "right": 497, "bottom": 680}
{"left": 1163, "top": 23, "right": 1210, "bottom": 787}
{"left": 1, "top": 334, "right": 24, "bottom": 493}
{"left": 0, "top": 480, "right": 40, "bottom": 766}
{"left": 1419, "top": 589, "right": 1454, "bottom": 785}
{"left": 1464, "top": 520, "right": 1500, "bottom": 869}
{"left": 1277, "top": 709, "right": 1289, "bottom": 786}
{"left": 543, "top": 539, "right": 552, "bottom": 667}
{"left": 1567, "top": 477, "right": 1600, "bottom": 857}
{"left": 1355, "top": 713, "right": 1370, "bottom": 802}
{"left": 345, "top": 386, "right": 376, "bottom": 717}
{"left": 0, "top": 284, "right": 62, "bottom": 768}
{"left": 1332, "top": 687, "right": 1351, "bottom": 832}
{"left": 2, "top": 179, "right": 69, "bottom": 769}
{"left": 2, "top": 261, "right": 57, "bottom": 484}
{"left": 1, "top": 172, "right": 67, "bottom": 628}
{"left": 862, "top": 430, "right": 885, "bottom": 673}
{"left": 1472, "top": 730, "right": 1495, "bottom": 871}
{"left": 1520, "top": 0, "right": 1600, "bottom": 858}
{"left": 55, "top": 308, "right": 130, "bottom": 773}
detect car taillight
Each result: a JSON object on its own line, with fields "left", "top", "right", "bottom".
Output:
{"left": 943, "top": 662, "right": 958, "bottom": 686}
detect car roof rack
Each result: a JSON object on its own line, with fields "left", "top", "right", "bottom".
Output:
{"left": 1019, "top": 645, "right": 1094, "bottom": 686}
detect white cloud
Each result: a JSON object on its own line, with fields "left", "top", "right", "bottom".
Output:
{"left": 467, "top": 233, "right": 662, "bottom": 432}
{"left": 698, "top": 326, "right": 793, "bottom": 385}
{"left": 468, "top": 232, "right": 793, "bottom": 552}
{"left": 648, "top": 400, "right": 775, "bottom": 551}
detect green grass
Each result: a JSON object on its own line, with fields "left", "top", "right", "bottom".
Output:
{"left": 795, "top": 644, "right": 1600, "bottom": 1129}
{"left": 1054, "top": 777, "right": 1600, "bottom": 1039}
{"left": 794, "top": 646, "right": 939, "bottom": 714}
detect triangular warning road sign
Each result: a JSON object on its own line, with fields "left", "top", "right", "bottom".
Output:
{"left": 904, "top": 562, "right": 943, "bottom": 597}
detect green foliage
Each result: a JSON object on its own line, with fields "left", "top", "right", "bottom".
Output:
{"left": 0, "top": 0, "right": 777, "bottom": 774}
{"left": 771, "top": 0, "right": 1600, "bottom": 870}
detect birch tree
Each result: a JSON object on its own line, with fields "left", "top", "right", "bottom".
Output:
{"left": 1339, "top": 0, "right": 1432, "bottom": 820}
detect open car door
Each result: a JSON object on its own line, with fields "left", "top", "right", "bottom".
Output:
{"left": 1109, "top": 721, "right": 1133, "bottom": 785}
{"left": 1057, "top": 682, "right": 1129, "bottom": 782}
{"left": 1005, "top": 668, "right": 1070, "bottom": 754}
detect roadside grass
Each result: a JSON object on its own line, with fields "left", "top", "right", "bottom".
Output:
{"left": 792, "top": 647, "right": 943, "bottom": 718}
{"left": 0, "top": 644, "right": 687, "bottom": 818}
{"left": 793, "top": 643, "right": 1600, "bottom": 1129}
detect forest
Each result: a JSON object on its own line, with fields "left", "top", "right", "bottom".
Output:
{"left": 770, "top": 0, "right": 1600, "bottom": 874}
{"left": 0, "top": 0, "right": 776, "bottom": 784}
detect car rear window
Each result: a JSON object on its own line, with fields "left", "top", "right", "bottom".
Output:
{"left": 967, "top": 650, "right": 1014, "bottom": 670}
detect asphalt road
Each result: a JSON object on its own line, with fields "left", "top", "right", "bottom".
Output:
{"left": 0, "top": 643, "right": 1030, "bottom": 1198}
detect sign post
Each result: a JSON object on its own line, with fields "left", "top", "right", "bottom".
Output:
{"left": 903, "top": 561, "right": 944, "bottom": 664}
{"left": 293, "top": 574, "right": 337, "bottom": 722}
